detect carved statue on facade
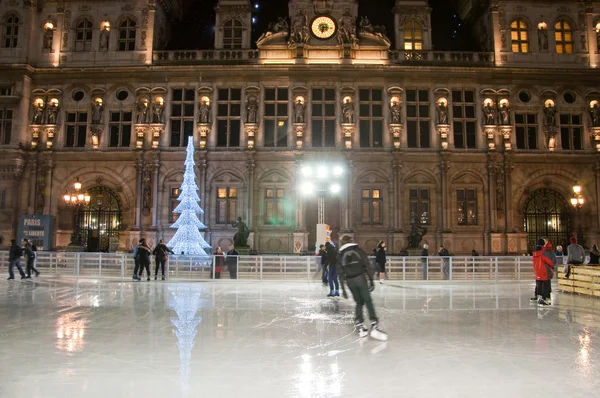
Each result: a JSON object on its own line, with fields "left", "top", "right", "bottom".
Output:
{"left": 246, "top": 96, "right": 258, "bottom": 123}
{"left": 99, "top": 27, "right": 110, "bottom": 51}
{"left": 47, "top": 101, "right": 58, "bottom": 124}
{"left": 313, "top": 0, "right": 334, "bottom": 13}
{"left": 338, "top": 8, "right": 357, "bottom": 45}
{"left": 289, "top": 10, "right": 310, "bottom": 45}
{"left": 408, "top": 222, "right": 427, "bottom": 249}
{"left": 91, "top": 100, "right": 104, "bottom": 124}
{"left": 231, "top": 217, "right": 250, "bottom": 247}
{"left": 43, "top": 29, "right": 53, "bottom": 51}
{"left": 499, "top": 102, "right": 511, "bottom": 125}
{"left": 142, "top": 184, "right": 151, "bottom": 209}
{"left": 136, "top": 99, "right": 148, "bottom": 124}
{"left": 342, "top": 98, "right": 354, "bottom": 123}
{"left": 590, "top": 103, "right": 600, "bottom": 127}
{"left": 272, "top": 17, "right": 289, "bottom": 34}
{"left": 390, "top": 100, "right": 401, "bottom": 124}
{"left": 199, "top": 100, "right": 210, "bottom": 123}
{"left": 32, "top": 101, "right": 45, "bottom": 124}
{"left": 294, "top": 98, "right": 305, "bottom": 123}
{"left": 544, "top": 102, "right": 556, "bottom": 127}
{"left": 359, "top": 16, "right": 387, "bottom": 38}
{"left": 538, "top": 27, "right": 548, "bottom": 51}
{"left": 436, "top": 101, "right": 449, "bottom": 124}
{"left": 483, "top": 102, "right": 496, "bottom": 125}
{"left": 152, "top": 101, "right": 164, "bottom": 124}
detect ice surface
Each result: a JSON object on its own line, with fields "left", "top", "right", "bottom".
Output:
{"left": 1, "top": 279, "right": 599, "bottom": 397}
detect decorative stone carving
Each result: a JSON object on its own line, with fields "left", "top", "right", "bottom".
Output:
{"left": 90, "top": 125, "right": 103, "bottom": 149}
{"left": 342, "top": 97, "right": 354, "bottom": 124}
{"left": 538, "top": 25, "right": 548, "bottom": 51}
{"left": 142, "top": 166, "right": 152, "bottom": 210}
{"left": 436, "top": 98, "right": 449, "bottom": 125}
{"left": 135, "top": 126, "right": 147, "bottom": 149}
{"left": 484, "top": 126, "right": 497, "bottom": 151}
{"left": 543, "top": 100, "right": 556, "bottom": 127}
{"left": 483, "top": 100, "right": 496, "bottom": 126}
{"left": 289, "top": 9, "right": 310, "bottom": 46}
{"left": 590, "top": 127, "right": 600, "bottom": 152}
{"left": 498, "top": 9, "right": 507, "bottom": 49}
{"left": 199, "top": 99, "right": 210, "bottom": 123}
{"left": 44, "top": 125, "right": 57, "bottom": 149}
{"left": 91, "top": 98, "right": 104, "bottom": 124}
{"left": 197, "top": 124, "right": 210, "bottom": 149}
{"left": 99, "top": 27, "right": 110, "bottom": 51}
{"left": 293, "top": 98, "right": 305, "bottom": 123}
{"left": 341, "top": 123, "right": 354, "bottom": 149}
{"left": 390, "top": 124, "right": 403, "bottom": 149}
{"left": 294, "top": 124, "right": 305, "bottom": 149}
{"left": 245, "top": 96, "right": 258, "bottom": 123}
{"left": 30, "top": 126, "right": 42, "bottom": 149}
{"left": 43, "top": 28, "right": 53, "bottom": 51}
{"left": 498, "top": 101, "right": 510, "bottom": 125}
{"left": 47, "top": 100, "right": 59, "bottom": 125}
{"left": 590, "top": 101, "right": 600, "bottom": 127}
{"left": 338, "top": 8, "right": 358, "bottom": 46}
{"left": 245, "top": 123, "right": 258, "bottom": 149}
{"left": 496, "top": 166, "right": 504, "bottom": 212}
{"left": 390, "top": 100, "right": 401, "bottom": 124}
{"left": 500, "top": 126, "right": 512, "bottom": 151}
{"left": 32, "top": 100, "right": 44, "bottom": 124}
{"left": 135, "top": 98, "right": 149, "bottom": 124}
{"left": 152, "top": 100, "right": 164, "bottom": 124}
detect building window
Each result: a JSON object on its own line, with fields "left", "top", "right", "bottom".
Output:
{"left": 359, "top": 89, "right": 384, "bottom": 148}
{"left": 515, "top": 113, "right": 538, "bottom": 149}
{"left": 560, "top": 114, "right": 583, "bottom": 150}
{"left": 457, "top": 189, "right": 477, "bottom": 225}
{"left": 170, "top": 188, "right": 180, "bottom": 223}
{"left": 75, "top": 19, "right": 93, "bottom": 52}
{"left": 3, "top": 14, "right": 19, "bottom": 48}
{"left": 406, "top": 89, "right": 430, "bottom": 148}
{"left": 216, "top": 187, "right": 237, "bottom": 224}
{"left": 0, "top": 189, "right": 5, "bottom": 208}
{"left": 170, "top": 88, "right": 195, "bottom": 147}
{"left": 109, "top": 111, "right": 132, "bottom": 147}
{"left": 264, "top": 88, "right": 288, "bottom": 147}
{"left": 555, "top": 20, "right": 573, "bottom": 54}
{"left": 361, "top": 189, "right": 382, "bottom": 225}
{"left": 510, "top": 19, "right": 529, "bottom": 53}
{"left": 0, "top": 87, "right": 13, "bottom": 96}
{"left": 223, "top": 19, "right": 243, "bottom": 49}
{"left": 265, "top": 188, "right": 285, "bottom": 225}
{"left": 65, "top": 112, "right": 88, "bottom": 147}
{"left": 409, "top": 188, "right": 430, "bottom": 225}
{"left": 216, "top": 88, "right": 241, "bottom": 147}
{"left": 118, "top": 19, "right": 136, "bottom": 51}
{"left": 311, "top": 88, "right": 336, "bottom": 147}
{"left": 0, "top": 108, "right": 12, "bottom": 145}
{"left": 404, "top": 20, "right": 423, "bottom": 50}
{"left": 452, "top": 90, "right": 476, "bottom": 149}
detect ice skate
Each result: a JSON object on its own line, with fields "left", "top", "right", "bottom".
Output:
{"left": 355, "top": 323, "right": 369, "bottom": 338}
{"left": 537, "top": 298, "right": 551, "bottom": 307}
{"left": 369, "top": 322, "right": 388, "bottom": 341}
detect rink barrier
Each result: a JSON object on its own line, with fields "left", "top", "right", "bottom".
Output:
{"left": 0, "top": 251, "right": 544, "bottom": 281}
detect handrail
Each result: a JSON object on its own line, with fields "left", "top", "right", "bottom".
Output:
{"left": 0, "top": 251, "right": 541, "bottom": 281}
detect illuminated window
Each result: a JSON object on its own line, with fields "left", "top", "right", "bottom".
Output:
{"left": 511, "top": 20, "right": 529, "bottom": 53}
{"left": 118, "top": 19, "right": 136, "bottom": 51}
{"left": 223, "top": 19, "right": 243, "bottom": 49}
{"left": 359, "top": 89, "right": 384, "bottom": 148}
{"left": 362, "top": 189, "right": 382, "bottom": 225}
{"left": 457, "top": 189, "right": 477, "bottom": 225}
{"left": 265, "top": 188, "right": 285, "bottom": 225}
{"left": 0, "top": 108, "right": 12, "bottom": 145}
{"left": 403, "top": 20, "right": 423, "bottom": 51}
{"left": 555, "top": 20, "right": 573, "bottom": 54}
{"left": 75, "top": 19, "right": 93, "bottom": 52}
{"left": 216, "top": 187, "right": 237, "bottom": 224}
{"left": 3, "top": 14, "right": 19, "bottom": 48}
{"left": 409, "top": 188, "right": 430, "bottom": 225}
{"left": 170, "top": 188, "right": 180, "bottom": 223}
{"left": 264, "top": 88, "right": 288, "bottom": 147}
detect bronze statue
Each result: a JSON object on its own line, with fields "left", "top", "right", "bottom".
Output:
{"left": 408, "top": 223, "right": 428, "bottom": 249}
{"left": 232, "top": 217, "right": 250, "bottom": 247}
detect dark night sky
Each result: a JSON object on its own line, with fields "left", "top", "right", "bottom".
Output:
{"left": 168, "top": 0, "right": 477, "bottom": 51}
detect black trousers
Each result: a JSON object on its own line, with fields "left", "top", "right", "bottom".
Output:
{"left": 26, "top": 258, "right": 38, "bottom": 276}
{"left": 229, "top": 269, "right": 237, "bottom": 279}
{"left": 154, "top": 258, "right": 166, "bottom": 276}
{"left": 133, "top": 257, "right": 139, "bottom": 276}
{"left": 535, "top": 280, "right": 551, "bottom": 300}
{"left": 347, "top": 275, "right": 378, "bottom": 324}
{"left": 138, "top": 261, "right": 150, "bottom": 277}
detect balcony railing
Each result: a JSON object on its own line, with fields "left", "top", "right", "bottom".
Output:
{"left": 153, "top": 50, "right": 260, "bottom": 64}
{"left": 0, "top": 251, "right": 543, "bottom": 282}
{"left": 388, "top": 50, "right": 495, "bottom": 67}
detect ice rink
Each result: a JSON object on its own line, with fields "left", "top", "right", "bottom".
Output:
{"left": 1, "top": 278, "right": 599, "bottom": 398}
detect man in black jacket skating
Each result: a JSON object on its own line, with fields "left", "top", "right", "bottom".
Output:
{"left": 338, "top": 236, "right": 388, "bottom": 341}
{"left": 7, "top": 239, "right": 26, "bottom": 280}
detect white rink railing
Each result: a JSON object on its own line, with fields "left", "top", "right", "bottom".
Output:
{"left": 0, "top": 251, "right": 546, "bottom": 281}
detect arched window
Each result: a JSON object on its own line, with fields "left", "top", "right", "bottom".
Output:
{"left": 78, "top": 186, "right": 122, "bottom": 252}
{"left": 404, "top": 20, "right": 423, "bottom": 51}
{"left": 3, "top": 14, "right": 20, "bottom": 48}
{"left": 524, "top": 189, "right": 570, "bottom": 253}
{"left": 555, "top": 20, "right": 573, "bottom": 54}
{"left": 75, "top": 19, "right": 93, "bottom": 52}
{"left": 510, "top": 19, "right": 529, "bottom": 53}
{"left": 223, "top": 19, "right": 243, "bottom": 49}
{"left": 118, "top": 19, "right": 136, "bottom": 51}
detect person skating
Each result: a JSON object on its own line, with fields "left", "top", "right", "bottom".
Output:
{"left": 132, "top": 239, "right": 142, "bottom": 280}
{"left": 439, "top": 245, "right": 450, "bottom": 279}
{"left": 135, "top": 239, "right": 152, "bottom": 281}
{"left": 532, "top": 238, "right": 555, "bottom": 306}
{"left": 565, "top": 236, "right": 585, "bottom": 278}
{"left": 23, "top": 239, "right": 39, "bottom": 278}
{"left": 421, "top": 244, "right": 429, "bottom": 280}
{"left": 318, "top": 244, "right": 328, "bottom": 286}
{"left": 375, "top": 241, "right": 386, "bottom": 284}
{"left": 214, "top": 247, "right": 224, "bottom": 279}
{"left": 7, "top": 239, "right": 26, "bottom": 280}
{"left": 153, "top": 239, "right": 174, "bottom": 280}
{"left": 338, "top": 235, "right": 387, "bottom": 341}
{"left": 325, "top": 241, "right": 339, "bottom": 297}
{"left": 226, "top": 244, "right": 239, "bottom": 279}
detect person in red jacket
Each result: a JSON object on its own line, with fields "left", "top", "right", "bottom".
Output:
{"left": 532, "top": 238, "right": 555, "bottom": 306}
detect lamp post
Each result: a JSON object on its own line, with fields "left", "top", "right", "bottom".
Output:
{"left": 298, "top": 162, "right": 345, "bottom": 251}
{"left": 570, "top": 183, "right": 585, "bottom": 247}
{"left": 63, "top": 178, "right": 91, "bottom": 246}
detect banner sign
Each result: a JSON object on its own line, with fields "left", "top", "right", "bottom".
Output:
{"left": 17, "top": 215, "right": 54, "bottom": 250}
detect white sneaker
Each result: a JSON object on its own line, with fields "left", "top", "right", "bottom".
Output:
{"left": 369, "top": 322, "right": 388, "bottom": 341}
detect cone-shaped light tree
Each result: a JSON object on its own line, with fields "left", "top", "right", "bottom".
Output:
{"left": 167, "top": 139, "right": 211, "bottom": 255}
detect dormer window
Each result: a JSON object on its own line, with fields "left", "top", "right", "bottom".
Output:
{"left": 223, "top": 19, "right": 243, "bottom": 49}
{"left": 510, "top": 20, "right": 529, "bottom": 53}
{"left": 403, "top": 20, "right": 423, "bottom": 51}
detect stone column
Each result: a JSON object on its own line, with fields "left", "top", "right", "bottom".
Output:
{"left": 27, "top": 159, "right": 37, "bottom": 214}
{"left": 197, "top": 155, "right": 207, "bottom": 225}
{"left": 133, "top": 160, "right": 143, "bottom": 230}
{"left": 246, "top": 154, "right": 255, "bottom": 229}
{"left": 439, "top": 155, "right": 450, "bottom": 231}
{"left": 346, "top": 160, "right": 355, "bottom": 230}
{"left": 17, "top": 76, "right": 31, "bottom": 146}
{"left": 392, "top": 158, "right": 401, "bottom": 230}
{"left": 503, "top": 154, "right": 514, "bottom": 232}
{"left": 44, "top": 159, "right": 53, "bottom": 215}
{"left": 151, "top": 160, "right": 159, "bottom": 229}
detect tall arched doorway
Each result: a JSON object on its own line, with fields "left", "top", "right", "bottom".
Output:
{"left": 524, "top": 189, "right": 570, "bottom": 253}
{"left": 78, "top": 186, "right": 122, "bottom": 252}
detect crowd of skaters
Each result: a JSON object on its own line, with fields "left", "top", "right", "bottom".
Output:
{"left": 7, "top": 238, "right": 39, "bottom": 280}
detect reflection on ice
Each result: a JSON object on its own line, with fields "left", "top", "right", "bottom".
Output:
{"left": 169, "top": 284, "right": 203, "bottom": 398}
{"left": 56, "top": 312, "right": 87, "bottom": 354}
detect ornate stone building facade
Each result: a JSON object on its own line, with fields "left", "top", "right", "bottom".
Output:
{"left": 0, "top": 0, "right": 600, "bottom": 254}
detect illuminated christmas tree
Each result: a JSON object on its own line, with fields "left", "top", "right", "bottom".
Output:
{"left": 167, "top": 139, "right": 211, "bottom": 255}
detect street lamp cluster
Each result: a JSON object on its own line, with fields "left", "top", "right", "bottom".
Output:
{"left": 571, "top": 183, "right": 585, "bottom": 246}
{"left": 63, "top": 178, "right": 91, "bottom": 206}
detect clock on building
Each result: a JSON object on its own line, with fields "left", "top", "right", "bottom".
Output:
{"left": 311, "top": 15, "right": 337, "bottom": 39}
